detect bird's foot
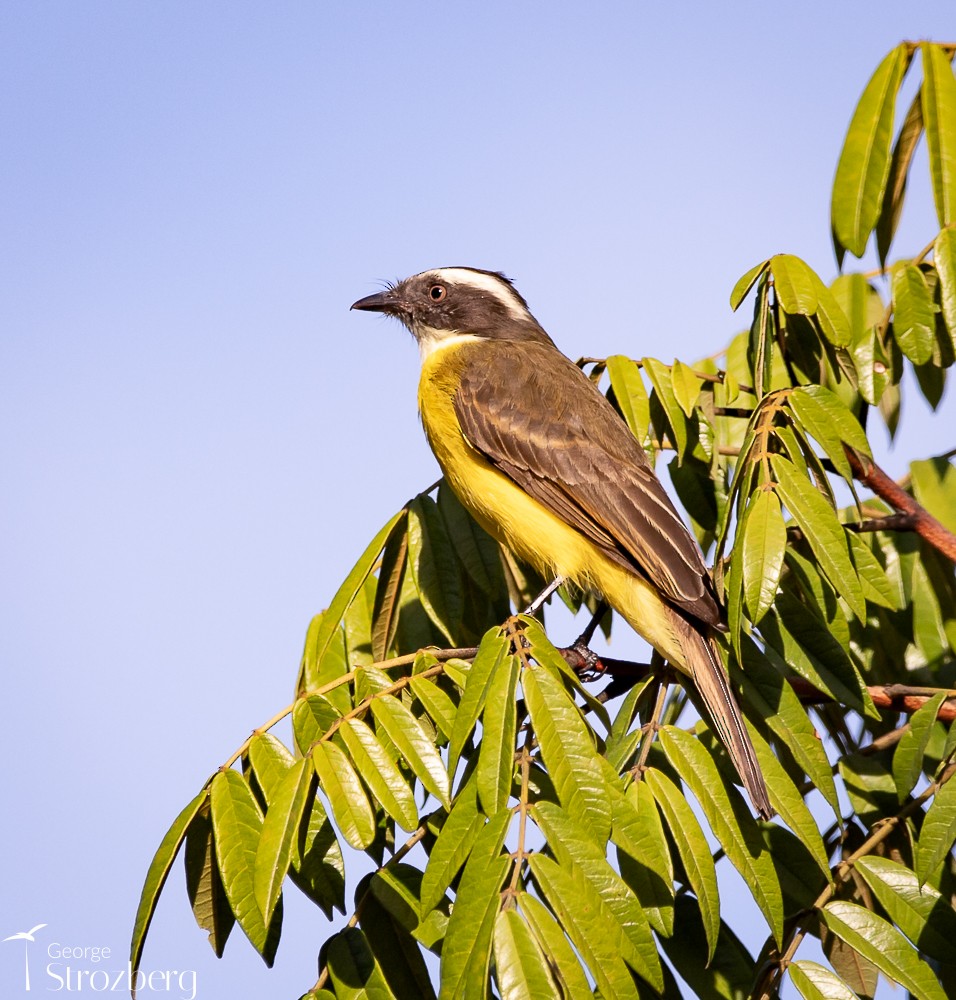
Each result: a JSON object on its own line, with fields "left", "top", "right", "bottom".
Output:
{"left": 560, "top": 639, "right": 605, "bottom": 681}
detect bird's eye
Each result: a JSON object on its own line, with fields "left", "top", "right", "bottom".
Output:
{"left": 429, "top": 285, "right": 446, "bottom": 301}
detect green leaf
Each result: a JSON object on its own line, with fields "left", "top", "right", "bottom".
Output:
{"left": 370, "top": 693, "right": 450, "bottom": 809}
{"left": 248, "top": 733, "right": 295, "bottom": 804}
{"left": 821, "top": 912, "right": 880, "bottom": 998}
{"left": 936, "top": 226, "right": 956, "bottom": 335}
{"left": 493, "top": 909, "right": 560, "bottom": 1000}
{"left": 644, "top": 767, "right": 720, "bottom": 960}
{"left": 254, "top": 757, "right": 313, "bottom": 924}
{"left": 409, "top": 669, "right": 458, "bottom": 743}
{"left": 528, "top": 854, "right": 645, "bottom": 1000}
{"left": 893, "top": 263, "right": 937, "bottom": 364}
{"left": 644, "top": 356, "right": 688, "bottom": 457}
{"left": 831, "top": 44, "right": 909, "bottom": 257}
{"left": 612, "top": 779, "right": 675, "bottom": 936}
{"left": 762, "top": 595, "right": 873, "bottom": 719}
{"left": 789, "top": 960, "right": 858, "bottom": 1000}
{"left": 917, "top": 772, "right": 956, "bottom": 885}
{"left": 607, "top": 354, "right": 651, "bottom": 443}
{"left": 770, "top": 256, "right": 851, "bottom": 346}
{"left": 340, "top": 718, "right": 419, "bottom": 831}
{"left": 394, "top": 535, "right": 448, "bottom": 654}
{"left": 839, "top": 750, "right": 898, "bottom": 826}
{"left": 343, "top": 573, "right": 376, "bottom": 667}
{"left": 437, "top": 482, "right": 510, "bottom": 611}
{"left": 420, "top": 780, "right": 484, "bottom": 914}
{"left": 725, "top": 499, "right": 747, "bottom": 661}
{"left": 288, "top": 788, "right": 345, "bottom": 919}
{"left": 605, "top": 677, "right": 653, "bottom": 772}
{"left": 660, "top": 726, "right": 784, "bottom": 946}
{"left": 358, "top": 871, "right": 437, "bottom": 1000}
{"left": 847, "top": 532, "right": 898, "bottom": 609}
{"left": 878, "top": 90, "right": 924, "bottom": 266}
{"left": 299, "top": 509, "right": 405, "bottom": 692}
{"left": 184, "top": 805, "right": 234, "bottom": 957}
{"left": 821, "top": 900, "right": 948, "bottom": 1000}
{"left": 788, "top": 384, "right": 872, "bottom": 483}
{"left": 784, "top": 544, "right": 852, "bottom": 652}
{"left": 324, "top": 927, "right": 394, "bottom": 1000}
{"left": 448, "top": 627, "right": 509, "bottom": 775}
{"left": 315, "top": 624, "right": 354, "bottom": 714}
{"left": 523, "top": 655, "right": 611, "bottom": 845}
{"left": 741, "top": 488, "right": 787, "bottom": 624}
{"left": 292, "top": 695, "right": 341, "bottom": 755}
{"left": 531, "top": 801, "right": 661, "bottom": 990}
{"left": 771, "top": 455, "right": 866, "bottom": 620}
{"left": 439, "top": 811, "right": 511, "bottom": 1000}
{"left": 832, "top": 273, "right": 885, "bottom": 343}
{"left": 911, "top": 455, "right": 956, "bottom": 535}
{"left": 369, "top": 863, "right": 428, "bottom": 935}
{"left": 893, "top": 692, "right": 948, "bottom": 800}
{"left": 922, "top": 43, "right": 956, "bottom": 227}
{"left": 855, "top": 856, "right": 956, "bottom": 965}
{"left": 672, "top": 359, "right": 704, "bottom": 417}
{"left": 730, "top": 259, "right": 770, "bottom": 311}
{"left": 131, "top": 788, "right": 209, "bottom": 979}
{"left": 760, "top": 824, "right": 827, "bottom": 918}
{"left": 748, "top": 276, "right": 774, "bottom": 399}
{"left": 911, "top": 557, "right": 950, "bottom": 665}
{"left": 354, "top": 662, "right": 394, "bottom": 697}
{"left": 210, "top": 769, "right": 280, "bottom": 963}
{"left": 371, "top": 509, "right": 409, "bottom": 662}
{"left": 477, "top": 647, "right": 519, "bottom": 815}
{"left": 657, "top": 896, "right": 754, "bottom": 1000}
{"left": 771, "top": 254, "right": 818, "bottom": 315}
{"left": 734, "top": 637, "right": 840, "bottom": 818}
{"left": 311, "top": 741, "right": 377, "bottom": 850}
{"left": 407, "top": 495, "right": 464, "bottom": 644}
{"left": 850, "top": 323, "right": 895, "bottom": 406}
{"left": 518, "top": 892, "right": 593, "bottom": 999}
{"left": 815, "top": 280, "right": 853, "bottom": 347}
{"left": 738, "top": 724, "right": 831, "bottom": 882}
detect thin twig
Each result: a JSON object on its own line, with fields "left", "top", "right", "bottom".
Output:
{"left": 845, "top": 447, "right": 956, "bottom": 562}
{"left": 312, "top": 821, "right": 431, "bottom": 993}
{"left": 558, "top": 643, "right": 956, "bottom": 722}
{"left": 755, "top": 759, "right": 956, "bottom": 998}
{"left": 225, "top": 646, "right": 480, "bottom": 769}
{"left": 631, "top": 679, "right": 669, "bottom": 778}
{"left": 848, "top": 513, "right": 917, "bottom": 534}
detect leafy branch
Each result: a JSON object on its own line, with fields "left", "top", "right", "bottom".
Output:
{"left": 132, "top": 41, "right": 956, "bottom": 1000}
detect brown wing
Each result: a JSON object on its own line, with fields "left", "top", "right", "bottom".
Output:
{"left": 454, "top": 339, "right": 722, "bottom": 627}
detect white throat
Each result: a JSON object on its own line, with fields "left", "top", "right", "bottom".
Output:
{"left": 416, "top": 328, "right": 481, "bottom": 362}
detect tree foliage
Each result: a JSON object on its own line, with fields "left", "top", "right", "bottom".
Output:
{"left": 133, "top": 42, "right": 956, "bottom": 999}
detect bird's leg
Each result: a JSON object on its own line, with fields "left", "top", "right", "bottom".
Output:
{"left": 563, "top": 600, "right": 610, "bottom": 679}
{"left": 523, "top": 576, "right": 565, "bottom": 616}
{"left": 574, "top": 599, "right": 609, "bottom": 649}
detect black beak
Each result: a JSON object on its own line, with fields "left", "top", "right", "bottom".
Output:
{"left": 351, "top": 289, "right": 399, "bottom": 313}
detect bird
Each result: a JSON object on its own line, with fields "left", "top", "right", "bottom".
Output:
{"left": 351, "top": 266, "right": 773, "bottom": 820}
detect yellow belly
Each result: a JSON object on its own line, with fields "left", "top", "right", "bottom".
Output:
{"left": 417, "top": 343, "right": 689, "bottom": 668}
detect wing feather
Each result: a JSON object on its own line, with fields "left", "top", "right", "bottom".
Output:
{"left": 454, "top": 340, "right": 721, "bottom": 627}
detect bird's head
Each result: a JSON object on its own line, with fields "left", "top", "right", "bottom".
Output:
{"left": 351, "top": 267, "right": 554, "bottom": 357}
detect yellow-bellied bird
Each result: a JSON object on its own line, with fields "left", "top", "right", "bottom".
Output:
{"left": 352, "top": 267, "right": 773, "bottom": 820}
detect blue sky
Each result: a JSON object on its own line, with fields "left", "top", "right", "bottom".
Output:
{"left": 2, "top": 4, "right": 954, "bottom": 997}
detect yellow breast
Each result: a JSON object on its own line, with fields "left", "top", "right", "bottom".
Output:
{"left": 418, "top": 342, "right": 587, "bottom": 576}
{"left": 416, "top": 340, "right": 689, "bottom": 667}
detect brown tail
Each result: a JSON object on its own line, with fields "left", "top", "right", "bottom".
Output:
{"left": 681, "top": 626, "right": 774, "bottom": 820}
